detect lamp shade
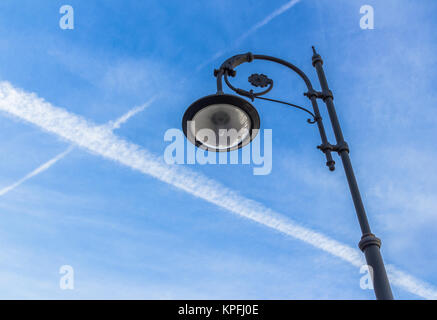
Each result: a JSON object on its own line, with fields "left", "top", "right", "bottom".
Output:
{"left": 182, "top": 94, "right": 260, "bottom": 152}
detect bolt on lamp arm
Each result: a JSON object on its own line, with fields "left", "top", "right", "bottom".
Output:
{"left": 214, "top": 51, "right": 336, "bottom": 171}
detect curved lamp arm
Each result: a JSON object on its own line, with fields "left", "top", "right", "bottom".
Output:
{"left": 214, "top": 50, "right": 336, "bottom": 171}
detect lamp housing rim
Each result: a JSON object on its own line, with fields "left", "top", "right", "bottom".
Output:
{"left": 182, "top": 93, "right": 260, "bottom": 152}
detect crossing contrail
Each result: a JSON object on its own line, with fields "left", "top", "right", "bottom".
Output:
{"left": 108, "top": 100, "right": 155, "bottom": 130}
{"left": 196, "top": 0, "right": 302, "bottom": 71}
{"left": 234, "top": 0, "right": 301, "bottom": 45}
{"left": 11, "top": 0, "right": 302, "bottom": 199}
{"left": 0, "top": 81, "right": 436, "bottom": 299}
{"left": 0, "top": 98, "right": 155, "bottom": 196}
{"left": 0, "top": 145, "right": 74, "bottom": 196}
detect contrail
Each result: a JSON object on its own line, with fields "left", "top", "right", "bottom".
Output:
{"left": 196, "top": 0, "right": 301, "bottom": 71}
{"left": 0, "top": 145, "right": 74, "bottom": 196}
{"left": 386, "top": 265, "right": 437, "bottom": 300}
{"left": 108, "top": 98, "right": 156, "bottom": 130}
{"left": 0, "top": 98, "right": 155, "bottom": 196}
{"left": 0, "top": 81, "right": 436, "bottom": 299}
{"left": 235, "top": 0, "right": 301, "bottom": 45}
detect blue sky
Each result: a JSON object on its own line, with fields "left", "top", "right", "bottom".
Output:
{"left": 0, "top": 0, "right": 436, "bottom": 299}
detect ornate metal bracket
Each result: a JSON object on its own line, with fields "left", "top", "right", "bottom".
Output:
{"left": 248, "top": 73, "right": 272, "bottom": 88}
{"left": 317, "top": 141, "right": 349, "bottom": 154}
{"left": 304, "top": 89, "right": 333, "bottom": 101}
{"left": 214, "top": 52, "right": 254, "bottom": 78}
{"left": 212, "top": 50, "right": 342, "bottom": 172}
{"left": 217, "top": 68, "right": 318, "bottom": 124}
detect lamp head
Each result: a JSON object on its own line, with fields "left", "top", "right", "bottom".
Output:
{"left": 182, "top": 94, "right": 260, "bottom": 152}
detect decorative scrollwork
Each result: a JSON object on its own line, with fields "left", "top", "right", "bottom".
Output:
{"left": 219, "top": 66, "right": 316, "bottom": 125}
{"left": 223, "top": 72, "right": 273, "bottom": 100}
{"left": 248, "top": 73, "right": 272, "bottom": 88}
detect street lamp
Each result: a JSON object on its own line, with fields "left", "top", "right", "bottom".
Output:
{"left": 182, "top": 47, "right": 394, "bottom": 300}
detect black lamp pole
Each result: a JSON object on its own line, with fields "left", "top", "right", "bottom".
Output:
{"left": 211, "top": 48, "right": 394, "bottom": 300}
{"left": 311, "top": 48, "right": 393, "bottom": 300}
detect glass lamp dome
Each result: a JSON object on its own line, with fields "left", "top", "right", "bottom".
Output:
{"left": 182, "top": 94, "right": 260, "bottom": 152}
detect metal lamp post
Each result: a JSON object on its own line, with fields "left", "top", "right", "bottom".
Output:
{"left": 182, "top": 47, "right": 393, "bottom": 300}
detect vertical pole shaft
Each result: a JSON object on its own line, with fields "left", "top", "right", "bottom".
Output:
{"left": 311, "top": 49, "right": 393, "bottom": 300}
{"left": 309, "top": 96, "right": 336, "bottom": 171}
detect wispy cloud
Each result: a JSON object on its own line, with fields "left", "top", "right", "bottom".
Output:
{"left": 0, "top": 81, "right": 436, "bottom": 299}
{"left": 196, "top": 0, "right": 302, "bottom": 71}
{"left": 0, "top": 98, "right": 155, "bottom": 196}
